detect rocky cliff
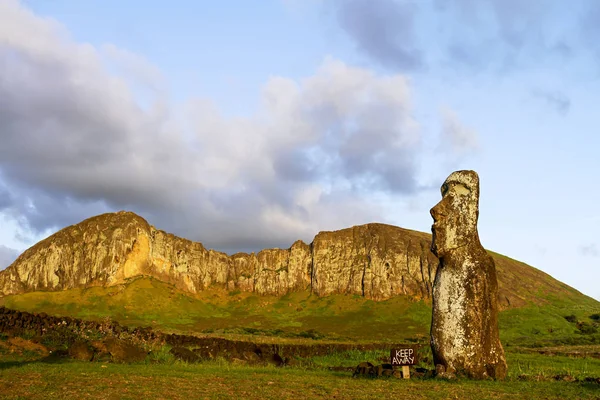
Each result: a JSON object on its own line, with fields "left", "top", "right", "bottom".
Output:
{"left": 0, "top": 211, "right": 581, "bottom": 308}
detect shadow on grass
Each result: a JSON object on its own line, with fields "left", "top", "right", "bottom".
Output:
{"left": 0, "top": 351, "right": 72, "bottom": 370}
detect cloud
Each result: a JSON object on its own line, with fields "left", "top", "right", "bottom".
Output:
{"left": 580, "top": 244, "right": 599, "bottom": 257}
{"left": 0, "top": 245, "right": 19, "bottom": 270}
{"left": 0, "top": 1, "right": 430, "bottom": 253}
{"left": 532, "top": 89, "right": 571, "bottom": 115}
{"left": 0, "top": 182, "right": 12, "bottom": 210}
{"left": 439, "top": 106, "right": 479, "bottom": 156}
{"left": 581, "top": 2, "right": 600, "bottom": 65}
{"left": 101, "top": 44, "right": 166, "bottom": 94}
{"left": 334, "top": 0, "right": 423, "bottom": 71}
{"left": 334, "top": 0, "right": 590, "bottom": 74}
{"left": 435, "top": 0, "right": 570, "bottom": 72}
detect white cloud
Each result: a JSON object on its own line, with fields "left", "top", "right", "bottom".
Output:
{"left": 101, "top": 43, "right": 166, "bottom": 94}
{"left": 0, "top": 0, "right": 428, "bottom": 252}
{"left": 439, "top": 106, "right": 479, "bottom": 155}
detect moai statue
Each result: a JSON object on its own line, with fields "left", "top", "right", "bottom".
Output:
{"left": 429, "top": 170, "right": 507, "bottom": 379}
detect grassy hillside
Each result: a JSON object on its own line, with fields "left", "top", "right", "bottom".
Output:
{"left": 2, "top": 356, "right": 600, "bottom": 400}
{"left": 489, "top": 251, "right": 597, "bottom": 310}
{"left": 2, "top": 276, "right": 599, "bottom": 347}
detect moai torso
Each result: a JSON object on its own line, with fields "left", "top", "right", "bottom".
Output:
{"left": 430, "top": 170, "right": 507, "bottom": 379}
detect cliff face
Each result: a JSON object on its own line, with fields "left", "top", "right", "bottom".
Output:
{"left": 0, "top": 211, "right": 581, "bottom": 308}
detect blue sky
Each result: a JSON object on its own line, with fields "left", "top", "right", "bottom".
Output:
{"left": 0, "top": 0, "right": 598, "bottom": 301}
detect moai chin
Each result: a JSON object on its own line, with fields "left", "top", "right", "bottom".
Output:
{"left": 430, "top": 170, "right": 507, "bottom": 379}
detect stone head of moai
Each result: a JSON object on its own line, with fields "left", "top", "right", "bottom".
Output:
{"left": 429, "top": 170, "right": 507, "bottom": 380}
{"left": 430, "top": 170, "right": 481, "bottom": 258}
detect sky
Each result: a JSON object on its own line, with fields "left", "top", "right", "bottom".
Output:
{"left": 0, "top": 0, "right": 598, "bottom": 300}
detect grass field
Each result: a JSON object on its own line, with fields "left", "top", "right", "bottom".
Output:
{"left": 1, "top": 346, "right": 599, "bottom": 400}
{"left": 2, "top": 276, "right": 599, "bottom": 347}
{"left": 1, "top": 276, "right": 600, "bottom": 399}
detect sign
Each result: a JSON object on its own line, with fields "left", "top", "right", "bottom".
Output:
{"left": 391, "top": 346, "right": 418, "bottom": 379}
{"left": 390, "top": 346, "right": 418, "bottom": 366}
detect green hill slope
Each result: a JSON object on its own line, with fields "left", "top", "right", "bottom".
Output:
{"left": 2, "top": 276, "right": 598, "bottom": 347}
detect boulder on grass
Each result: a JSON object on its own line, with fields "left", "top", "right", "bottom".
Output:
{"left": 352, "top": 362, "right": 374, "bottom": 378}
{"left": 68, "top": 341, "right": 94, "bottom": 361}
{"left": 170, "top": 346, "right": 200, "bottom": 363}
{"left": 104, "top": 337, "right": 147, "bottom": 363}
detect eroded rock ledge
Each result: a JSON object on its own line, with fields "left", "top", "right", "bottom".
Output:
{"left": 0, "top": 211, "right": 576, "bottom": 307}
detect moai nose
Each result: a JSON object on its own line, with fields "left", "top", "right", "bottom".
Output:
{"left": 430, "top": 203, "right": 442, "bottom": 222}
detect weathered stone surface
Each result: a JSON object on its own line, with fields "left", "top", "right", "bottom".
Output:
{"left": 430, "top": 170, "right": 507, "bottom": 379}
{"left": 0, "top": 211, "right": 584, "bottom": 307}
{"left": 104, "top": 337, "right": 147, "bottom": 363}
{"left": 68, "top": 340, "right": 94, "bottom": 361}
{"left": 170, "top": 346, "right": 200, "bottom": 363}
{"left": 311, "top": 225, "right": 436, "bottom": 300}
{"left": 0, "top": 212, "right": 436, "bottom": 300}
{"left": 352, "top": 361, "right": 375, "bottom": 378}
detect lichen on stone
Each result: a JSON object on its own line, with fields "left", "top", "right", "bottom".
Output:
{"left": 430, "top": 170, "right": 507, "bottom": 379}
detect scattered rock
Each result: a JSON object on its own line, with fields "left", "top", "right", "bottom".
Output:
{"left": 553, "top": 374, "right": 575, "bottom": 382}
{"left": 44, "top": 349, "right": 69, "bottom": 363}
{"left": 372, "top": 364, "right": 394, "bottom": 377}
{"left": 104, "top": 337, "right": 147, "bottom": 363}
{"left": 268, "top": 353, "right": 285, "bottom": 367}
{"left": 353, "top": 362, "right": 374, "bottom": 378}
{"left": 193, "top": 347, "right": 215, "bottom": 360}
{"left": 285, "top": 358, "right": 300, "bottom": 367}
{"left": 90, "top": 340, "right": 108, "bottom": 353}
{"left": 583, "top": 376, "right": 600, "bottom": 384}
{"left": 89, "top": 340, "right": 111, "bottom": 362}
{"left": 68, "top": 341, "right": 94, "bottom": 361}
{"left": 170, "top": 346, "right": 200, "bottom": 363}
{"left": 242, "top": 351, "right": 261, "bottom": 364}
{"left": 7, "top": 337, "right": 49, "bottom": 357}
{"left": 231, "top": 357, "right": 247, "bottom": 366}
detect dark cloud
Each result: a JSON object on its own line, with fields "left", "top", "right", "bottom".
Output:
{"left": 437, "top": 0, "right": 556, "bottom": 73}
{"left": 337, "top": 0, "right": 590, "bottom": 74}
{"left": 0, "top": 245, "right": 20, "bottom": 270}
{"left": 0, "top": 2, "right": 429, "bottom": 252}
{"left": 445, "top": 42, "right": 491, "bottom": 71}
{"left": 335, "top": 0, "right": 423, "bottom": 71}
{"left": 550, "top": 41, "right": 575, "bottom": 60}
{"left": 581, "top": 2, "right": 600, "bottom": 65}
{"left": 532, "top": 89, "right": 571, "bottom": 115}
{"left": 0, "top": 184, "right": 12, "bottom": 210}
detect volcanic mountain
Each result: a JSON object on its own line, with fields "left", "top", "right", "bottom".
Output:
{"left": 0, "top": 211, "right": 590, "bottom": 311}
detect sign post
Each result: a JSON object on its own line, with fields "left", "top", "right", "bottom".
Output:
{"left": 390, "top": 346, "right": 418, "bottom": 379}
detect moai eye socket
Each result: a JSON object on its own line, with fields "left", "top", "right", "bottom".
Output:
{"left": 441, "top": 183, "right": 449, "bottom": 196}
{"left": 442, "top": 182, "right": 471, "bottom": 197}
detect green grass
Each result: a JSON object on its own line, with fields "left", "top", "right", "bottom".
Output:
{"left": 500, "top": 304, "right": 600, "bottom": 348}
{"left": 0, "top": 352, "right": 599, "bottom": 400}
{"left": 0, "top": 277, "right": 433, "bottom": 342}
{"left": 2, "top": 323, "right": 599, "bottom": 399}
{"left": 2, "top": 276, "right": 599, "bottom": 348}
{"left": 507, "top": 352, "right": 600, "bottom": 380}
